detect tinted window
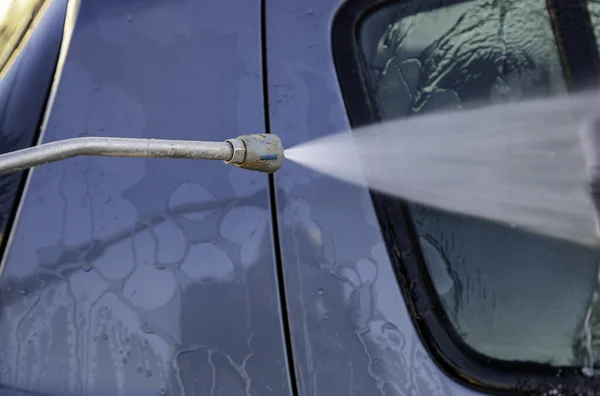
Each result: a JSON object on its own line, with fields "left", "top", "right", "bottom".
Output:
{"left": 357, "top": 0, "right": 600, "bottom": 368}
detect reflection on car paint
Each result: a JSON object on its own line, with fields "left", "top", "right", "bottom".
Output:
{"left": 265, "top": 2, "right": 475, "bottom": 390}
{"left": 0, "top": 0, "right": 66, "bottom": 249}
{"left": 0, "top": 0, "right": 49, "bottom": 77}
{"left": 0, "top": 0, "right": 292, "bottom": 395}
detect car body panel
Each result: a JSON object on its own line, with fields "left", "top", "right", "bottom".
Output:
{"left": 265, "top": 0, "right": 480, "bottom": 395}
{"left": 0, "top": 0, "right": 66, "bottom": 246}
{"left": 0, "top": 0, "right": 293, "bottom": 395}
{"left": 2, "top": 0, "right": 590, "bottom": 395}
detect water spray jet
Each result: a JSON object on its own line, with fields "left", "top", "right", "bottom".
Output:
{"left": 0, "top": 91, "right": 600, "bottom": 249}
{"left": 285, "top": 91, "right": 600, "bottom": 247}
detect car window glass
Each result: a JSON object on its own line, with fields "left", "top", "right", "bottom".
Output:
{"left": 590, "top": 0, "right": 600, "bottom": 48}
{"left": 358, "top": 0, "right": 600, "bottom": 366}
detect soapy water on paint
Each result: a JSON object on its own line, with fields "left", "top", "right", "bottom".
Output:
{"left": 285, "top": 90, "right": 600, "bottom": 373}
{"left": 284, "top": 90, "right": 600, "bottom": 248}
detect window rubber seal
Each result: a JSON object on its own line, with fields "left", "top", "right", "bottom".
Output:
{"left": 331, "top": 0, "right": 600, "bottom": 394}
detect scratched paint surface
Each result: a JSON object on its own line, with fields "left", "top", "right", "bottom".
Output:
{"left": 266, "top": 0, "right": 480, "bottom": 395}
{"left": 0, "top": 0, "right": 292, "bottom": 395}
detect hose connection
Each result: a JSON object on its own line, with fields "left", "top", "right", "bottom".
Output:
{"left": 224, "top": 134, "right": 284, "bottom": 173}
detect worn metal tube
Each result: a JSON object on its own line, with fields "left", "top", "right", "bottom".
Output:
{"left": 0, "top": 133, "right": 285, "bottom": 175}
{"left": 0, "top": 137, "right": 234, "bottom": 175}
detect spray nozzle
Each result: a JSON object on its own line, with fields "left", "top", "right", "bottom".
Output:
{"left": 224, "top": 134, "right": 285, "bottom": 173}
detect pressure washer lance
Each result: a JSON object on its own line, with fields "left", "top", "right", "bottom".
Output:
{"left": 0, "top": 133, "right": 285, "bottom": 175}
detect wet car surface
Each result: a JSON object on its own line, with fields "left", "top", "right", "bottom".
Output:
{"left": 0, "top": 1, "right": 291, "bottom": 395}
{"left": 1, "top": 0, "right": 600, "bottom": 395}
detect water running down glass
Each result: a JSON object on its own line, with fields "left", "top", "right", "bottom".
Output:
{"left": 285, "top": 89, "right": 600, "bottom": 370}
{"left": 334, "top": 0, "right": 600, "bottom": 369}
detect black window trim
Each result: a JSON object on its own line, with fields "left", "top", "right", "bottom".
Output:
{"left": 331, "top": 0, "right": 600, "bottom": 393}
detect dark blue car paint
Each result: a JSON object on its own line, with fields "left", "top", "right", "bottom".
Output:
{"left": 0, "top": 0, "right": 67, "bottom": 243}
{"left": 3, "top": 0, "right": 583, "bottom": 395}
{"left": 0, "top": 0, "right": 292, "bottom": 395}
{"left": 265, "top": 1, "right": 478, "bottom": 395}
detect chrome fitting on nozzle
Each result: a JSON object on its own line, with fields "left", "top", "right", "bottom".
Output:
{"left": 224, "top": 134, "right": 284, "bottom": 173}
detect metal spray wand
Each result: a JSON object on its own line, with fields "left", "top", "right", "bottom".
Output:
{"left": 0, "top": 133, "right": 285, "bottom": 175}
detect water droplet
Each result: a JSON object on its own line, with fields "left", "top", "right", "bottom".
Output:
{"left": 317, "top": 288, "right": 324, "bottom": 295}
{"left": 82, "top": 261, "right": 93, "bottom": 272}
{"left": 307, "top": 8, "right": 315, "bottom": 15}
{"left": 137, "top": 366, "right": 143, "bottom": 374}
{"left": 510, "top": 222, "right": 516, "bottom": 228}
{"left": 19, "top": 288, "right": 28, "bottom": 296}
{"left": 127, "top": 13, "right": 133, "bottom": 21}
{"left": 146, "top": 369, "right": 153, "bottom": 377}
{"left": 122, "top": 358, "right": 127, "bottom": 364}
{"left": 103, "top": 334, "right": 108, "bottom": 341}
{"left": 372, "top": 358, "right": 379, "bottom": 366}
{"left": 323, "top": 313, "right": 330, "bottom": 320}
{"left": 159, "top": 389, "right": 167, "bottom": 396}
{"left": 6, "top": 285, "right": 12, "bottom": 292}
{"left": 582, "top": 366, "right": 595, "bottom": 377}
{"left": 381, "top": 322, "right": 398, "bottom": 332}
